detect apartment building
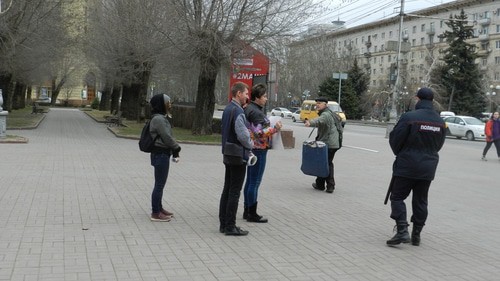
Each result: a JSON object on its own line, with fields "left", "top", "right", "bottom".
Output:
{"left": 288, "top": 0, "right": 500, "bottom": 108}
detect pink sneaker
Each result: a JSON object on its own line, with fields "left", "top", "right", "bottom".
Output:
{"left": 150, "top": 212, "right": 171, "bottom": 222}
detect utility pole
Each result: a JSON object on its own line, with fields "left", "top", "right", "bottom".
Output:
{"left": 386, "top": 0, "right": 405, "bottom": 137}
{"left": 389, "top": 0, "right": 405, "bottom": 122}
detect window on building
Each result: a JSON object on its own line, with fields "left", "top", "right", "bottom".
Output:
{"left": 410, "top": 52, "right": 414, "bottom": 59}
{"left": 420, "top": 51, "right": 424, "bottom": 58}
{"left": 362, "top": 36, "right": 365, "bottom": 43}
{"left": 410, "top": 65, "right": 415, "bottom": 72}
{"left": 472, "top": 13, "right": 478, "bottom": 21}
{"left": 413, "top": 26, "right": 417, "bottom": 33}
{"left": 412, "top": 39, "right": 416, "bottom": 46}
{"left": 497, "top": 25, "right": 500, "bottom": 33}
{"left": 374, "top": 46, "right": 378, "bottom": 52}
{"left": 482, "top": 59, "right": 487, "bottom": 66}
{"left": 496, "top": 40, "right": 500, "bottom": 49}
{"left": 356, "top": 38, "right": 358, "bottom": 44}
{"left": 373, "top": 80, "right": 377, "bottom": 85}
{"left": 374, "top": 57, "right": 377, "bottom": 64}
{"left": 495, "top": 72, "right": 500, "bottom": 80}
{"left": 382, "top": 32, "right": 385, "bottom": 39}
{"left": 497, "top": 8, "right": 500, "bottom": 17}
{"left": 420, "top": 37, "right": 425, "bottom": 45}
{"left": 440, "top": 20, "right": 444, "bottom": 28}
{"left": 439, "top": 36, "right": 444, "bottom": 43}
{"left": 495, "top": 57, "right": 500, "bottom": 64}
{"left": 381, "top": 44, "right": 384, "bottom": 51}
{"left": 373, "top": 69, "right": 376, "bottom": 74}
{"left": 429, "top": 36, "right": 434, "bottom": 44}
{"left": 380, "top": 68, "right": 384, "bottom": 74}
{"left": 421, "top": 24, "right": 425, "bottom": 32}
{"left": 482, "top": 26, "right": 489, "bottom": 35}
{"left": 389, "top": 31, "right": 393, "bottom": 37}
{"left": 388, "top": 55, "right": 391, "bottom": 62}
{"left": 484, "top": 11, "right": 490, "bottom": 18}
{"left": 381, "top": 56, "right": 384, "bottom": 63}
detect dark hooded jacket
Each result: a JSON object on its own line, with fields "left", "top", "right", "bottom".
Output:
{"left": 389, "top": 99, "right": 446, "bottom": 180}
{"left": 149, "top": 94, "right": 180, "bottom": 153}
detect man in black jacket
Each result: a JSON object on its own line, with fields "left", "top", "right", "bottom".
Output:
{"left": 386, "top": 87, "right": 446, "bottom": 246}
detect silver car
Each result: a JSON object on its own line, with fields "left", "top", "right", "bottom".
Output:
{"left": 270, "top": 107, "right": 293, "bottom": 118}
{"left": 444, "top": 116, "right": 485, "bottom": 141}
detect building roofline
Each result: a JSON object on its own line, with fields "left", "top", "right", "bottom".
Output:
{"left": 290, "top": 0, "right": 486, "bottom": 46}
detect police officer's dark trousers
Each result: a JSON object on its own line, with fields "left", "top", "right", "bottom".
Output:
{"left": 390, "top": 176, "right": 431, "bottom": 226}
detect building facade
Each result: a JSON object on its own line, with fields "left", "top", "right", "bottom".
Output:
{"left": 288, "top": 0, "right": 500, "bottom": 113}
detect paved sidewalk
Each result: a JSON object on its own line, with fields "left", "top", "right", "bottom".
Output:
{"left": 1, "top": 108, "right": 499, "bottom": 281}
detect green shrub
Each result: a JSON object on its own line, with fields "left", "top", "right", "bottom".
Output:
{"left": 91, "top": 98, "right": 100, "bottom": 109}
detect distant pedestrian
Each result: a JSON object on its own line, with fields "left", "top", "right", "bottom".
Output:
{"left": 481, "top": 112, "right": 500, "bottom": 161}
{"left": 386, "top": 87, "right": 446, "bottom": 246}
{"left": 243, "top": 83, "right": 282, "bottom": 223}
{"left": 304, "top": 97, "right": 343, "bottom": 193}
{"left": 148, "top": 94, "right": 181, "bottom": 222}
{"left": 219, "top": 82, "right": 253, "bottom": 236}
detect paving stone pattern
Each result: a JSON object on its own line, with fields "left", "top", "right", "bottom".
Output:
{"left": 1, "top": 108, "right": 499, "bottom": 280}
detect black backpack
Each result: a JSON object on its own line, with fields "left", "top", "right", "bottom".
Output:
{"left": 138, "top": 121, "right": 157, "bottom": 152}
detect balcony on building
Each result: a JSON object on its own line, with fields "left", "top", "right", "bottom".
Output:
{"left": 478, "top": 18, "right": 491, "bottom": 26}
{"left": 477, "top": 49, "right": 491, "bottom": 57}
{"left": 478, "top": 34, "right": 489, "bottom": 41}
{"left": 426, "top": 27, "right": 435, "bottom": 35}
{"left": 365, "top": 41, "right": 372, "bottom": 49}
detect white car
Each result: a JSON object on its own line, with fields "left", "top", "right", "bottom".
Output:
{"left": 270, "top": 107, "right": 292, "bottom": 118}
{"left": 444, "top": 116, "right": 486, "bottom": 141}
{"left": 291, "top": 110, "right": 302, "bottom": 122}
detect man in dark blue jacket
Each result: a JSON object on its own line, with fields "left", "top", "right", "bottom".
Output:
{"left": 386, "top": 87, "right": 446, "bottom": 246}
{"left": 219, "top": 82, "right": 253, "bottom": 236}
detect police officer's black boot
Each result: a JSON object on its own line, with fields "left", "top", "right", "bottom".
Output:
{"left": 246, "top": 202, "right": 268, "bottom": 223}
{"left": 411, "top": 224, "right": 424, "bottom": 246}
{"left": 243, "top": 206, "right": 249, "bottom": 220}
{"left": 386, "top": 221, "right": 411, "bottom": 245}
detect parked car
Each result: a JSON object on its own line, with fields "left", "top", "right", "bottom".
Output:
{"left": 291, "top": 110, "right": 301, "bottom": 122}
{"left": 444, "top": 115, "right": 486, "bottom": 141}
{"left": 270, "top": 107, "right": 293, "bottom": 118}
{"left": 480, "top": 112, "right": 492, "bottom": 122}
{"left": 440, "top": 111, "right": 455, "bottom": 119}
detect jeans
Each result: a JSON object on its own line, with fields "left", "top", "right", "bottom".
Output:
{"left": 150, "top": 152, "right": 170, "bottom": 214}
{"left": 244, "top": 149, "right": 268, "bottom": 207}
{"left": 482, "top": 139, "right": 500, "bottom": 157}
{"left": 219, "top": 163, "right": 246, "bottom": 229}
{"left": 390, "top": 176, "right": 431, "bottom": 226}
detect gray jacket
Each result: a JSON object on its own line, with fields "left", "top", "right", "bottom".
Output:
{"left": 308, "top": 109, "right": 342, "bottom": 149}
{"left": 149, "top": 114, "right": 180, "bottom": 152}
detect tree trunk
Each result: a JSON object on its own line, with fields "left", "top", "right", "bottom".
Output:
{"left": 99, "top": 83, "right": 112, "bottom": 111}
{"left": 110, "top": 86, "right": 121, "bottom": 114}
{"left": 13, "top": 82, "right": 26, "bottom": 109}
{"left": 192, "top": 57, "right": 218, "bottom": 135}
{"left": 120, "top": 69, "right": 151, "bottom": 121}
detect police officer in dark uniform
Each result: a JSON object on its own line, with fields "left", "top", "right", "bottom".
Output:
{"left": 386, "top": 87, "right": 446, "bottom": 246}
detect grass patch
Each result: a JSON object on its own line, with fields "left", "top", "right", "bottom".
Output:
{"left": 6, "top": 107, "right": 45, "bottom": 128}
{"left": 85, "top": 110, "right": 221, "bottom": 144}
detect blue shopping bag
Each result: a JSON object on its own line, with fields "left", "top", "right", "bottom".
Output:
{"left": 301, "top": 140, "right": 329, "bottom": 178}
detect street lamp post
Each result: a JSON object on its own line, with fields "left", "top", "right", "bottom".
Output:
{"left": 487, "top": 85, "right": 498, "bottom": 112}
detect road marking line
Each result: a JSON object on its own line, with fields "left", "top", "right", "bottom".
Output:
{"left": 343, "top": 145, "right": 379, "bottom": 153}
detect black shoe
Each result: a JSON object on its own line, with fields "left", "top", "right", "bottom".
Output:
{"left": 386, "top": 223, "right": 411, "bottom": 245}
{"left": 219, "top": 226, "right": 225, "bottom": 233}
{"left": 312, "top": 183, "right": 325, "bottom": 191}
{"left": 224, "top": 226, "right": 249, "bottom": 236}
{"left": 246, "top": 214, "right": 268, "bottom": 223}
{"left": 326, "top": 186, "right": 335, "bottom": 193}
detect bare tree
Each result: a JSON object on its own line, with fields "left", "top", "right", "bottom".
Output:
{"left": 86, "top": 0, "right": 180, "bottom": 120}
{"left": 0, "top": 0, "right": 67, "bottom": 110}
{"left": 170, "top": 0, "right": 321, "bottom": 135}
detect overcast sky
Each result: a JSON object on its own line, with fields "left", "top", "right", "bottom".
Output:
{"left": 307, "top": 0, "right": 456, "bottom": 28}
